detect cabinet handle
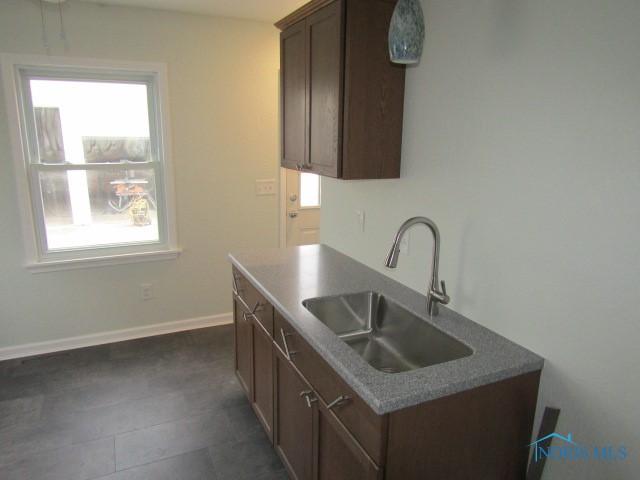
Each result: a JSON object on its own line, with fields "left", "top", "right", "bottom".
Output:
{"left": 280, "top": 328, "right": 297, "bottom": 360}
{"left": 326, "top": 395, "right": 351, "bottom": 410}
{"left": 250, "top": 301, "right": 264, "bottom": 315}
{"left": 234, "top": 287, "right": 263, "bottom": 318}
{"left": 300, "top": 390, "right": 317, "bottom": 408}
{"left": 232, "top": 275, "right": 241, "bottom": 296}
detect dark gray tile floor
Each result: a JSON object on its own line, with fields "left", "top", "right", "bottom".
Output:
{"left": 0, "top": 325, "right": 287, "bottom": 480}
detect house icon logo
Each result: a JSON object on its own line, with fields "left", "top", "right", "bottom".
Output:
{"left": 528, "top": 432, "right": 576, "bottom": 462}
{"left": 527, "top": 432, "right": 628, "bottom": 463}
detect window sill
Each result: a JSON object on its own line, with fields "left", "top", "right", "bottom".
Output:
{"left": 26, "top": 248, "right": 182, "bottom": 273}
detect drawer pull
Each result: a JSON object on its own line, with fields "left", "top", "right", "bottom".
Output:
{"left": 327, "top": 395, "right": 352, "bottom": 410}
{"left": 280, "top": 328, "right": 298, "bottom": 360}
{"left": 300, "top": 390, "right": 318, "bottom": 408}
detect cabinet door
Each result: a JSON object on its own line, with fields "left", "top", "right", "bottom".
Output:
{"left": 274, "top": 349, "right": 314, "bottom": 480}
{"left": 233, "top": 300, "right": 252, "bottom": 398}
{"left": 281, "top": 21, "right": 307, "bottom": 170}
{"left": 306, "top": 1, "right": 343, "bottom": 177}
{"left": 251, "top": 319, "right": 274, "bottom": 441}
{"left": 314, "top": 401, "right": 382, "bottom": 480}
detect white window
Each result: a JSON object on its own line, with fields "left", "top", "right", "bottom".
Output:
{"left": 299, "top": 172, "right": 321, "bottom": 208}
{"left": 1, "top": 55, "right": 178, "bottom": 271}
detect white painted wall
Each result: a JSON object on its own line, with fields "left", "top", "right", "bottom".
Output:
{"left": 321, "top": 0, "right": 639, "bottom": 478}
{"left": 0, "top": 1, "right": 280, "bottom": 347}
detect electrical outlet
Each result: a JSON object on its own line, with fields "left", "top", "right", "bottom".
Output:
{"left": 255, "top": 179, "right": 277, "bottom": 196}
{"left": 141, "top": 283, "right": 153, "bottom": 301}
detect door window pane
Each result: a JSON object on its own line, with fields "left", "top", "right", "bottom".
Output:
{"left": 300, "top": 172, "right": 320, "bottom": 207}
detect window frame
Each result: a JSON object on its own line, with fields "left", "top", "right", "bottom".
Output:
{"left": 1, "top": 54, "right": 179, "bottom": 272}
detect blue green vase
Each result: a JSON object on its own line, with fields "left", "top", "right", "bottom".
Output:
{"left": 389, "top": 0, "right": 425, "bottom": 64}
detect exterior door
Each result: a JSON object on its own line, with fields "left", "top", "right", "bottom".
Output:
{"left": 285, "top": 169, "right": 320, "bottom": 246}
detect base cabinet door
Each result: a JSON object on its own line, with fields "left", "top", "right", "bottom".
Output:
{"left": 274, "top": 350, "right": 314, "bottom": 480}
{"left": 233, "top": 300, "right": 252, "bottom": 397}
{"left": 314, "top": 402, "right": 382, "bottom": 480}
{"left": 252, "top": 320, "right": 274, "bottom": 440}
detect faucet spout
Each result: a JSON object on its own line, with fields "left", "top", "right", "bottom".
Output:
{"left": 385, "top": 216, "right": 450, "bottom": 316}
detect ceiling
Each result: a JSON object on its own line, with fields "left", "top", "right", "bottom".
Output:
{"left": 77, "top": 0, "right": 308, "bottom": 22}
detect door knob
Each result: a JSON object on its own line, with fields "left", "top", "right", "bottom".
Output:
{"left": 288, "top": 212, "right": 298, "bottom": 218}
{"left": 289, "top": 194, "right": 297, "bottom": 202}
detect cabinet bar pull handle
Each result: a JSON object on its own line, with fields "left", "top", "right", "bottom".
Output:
{"left": 280, "top": 328, "right": 297, "bottom": 360}
{"left": 327, "top": 395, "right": 351, "bottom": 410}
{"left": 300, "top": 390, "right": 317, "bottom": 408}
{"left": 251, "top": 301, "right": 264, "bottom": 315}
{"left": 232, "top": 275, "right": 241, "bottom": 296}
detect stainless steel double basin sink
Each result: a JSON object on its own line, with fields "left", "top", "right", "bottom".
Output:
{"left": 303, "top": 291, "right": 472, "bottom": 374}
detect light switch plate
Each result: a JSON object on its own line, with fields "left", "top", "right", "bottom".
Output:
{"left": 255, "top": 179, "right": 277, "bottom": 196}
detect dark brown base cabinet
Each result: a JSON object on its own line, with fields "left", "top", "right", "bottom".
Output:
{"left": 232, "top": 268, "right": 541, "bottom": 480}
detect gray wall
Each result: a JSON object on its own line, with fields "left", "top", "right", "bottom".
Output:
{"left": 0, "top": 0, "right": 280, "bottom": 348}
{"left": 321, "top": 0, "right": 639, "bottom": 478}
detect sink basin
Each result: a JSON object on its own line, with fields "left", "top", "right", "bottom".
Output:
{"left": 303, "top": 291, "right": 472, "bottom": 373}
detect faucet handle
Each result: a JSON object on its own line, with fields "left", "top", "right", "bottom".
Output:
{"left": 437, "top": 280, "right": 450, "bottom": 305}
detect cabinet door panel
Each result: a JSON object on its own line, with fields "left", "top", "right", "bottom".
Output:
{"left": 234, "top": 300, "right": 252, "bottom": 397}
{"left": 252, "top": 320, "right": 274, "bottom": 441}
{"left": 306, "top": 1, "right": 343, "bottom": 177}
{"left": 274, "top": 311, "right": 386, "bottom": 465}
{"left": 281, "top": 21, "right": 307, "bottom": 170}
{"left": 274, "top": 349, "right": 314, "bottom": 480}
{"left": 315, "top": 402, "right": 381, "bottom": 480}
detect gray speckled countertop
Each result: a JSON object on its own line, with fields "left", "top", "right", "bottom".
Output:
{"left": 228, "top": 244, "right": 543, "bottom": 415}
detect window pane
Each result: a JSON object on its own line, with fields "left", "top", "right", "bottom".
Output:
{"left": 39, "top": 168, "right": 159, "bottom": 250}
{"left": 300, "top": 172, "right": 320, "bottom": 207}
{"left": 29, "top": 79, "right": 151, "bottom": 164}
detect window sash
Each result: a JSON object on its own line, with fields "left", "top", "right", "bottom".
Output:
{"left": 18, "top": 69, "right": 162, "bottom": 168}
{"left": 28, "top": 162, "right": 168, "bottom": 255}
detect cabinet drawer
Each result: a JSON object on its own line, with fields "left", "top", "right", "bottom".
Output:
{"left": 274, "top": 311, "right": 386, "bottom": 465}
{"left": 233, "top": 268, "right": 274, "bottom": 336}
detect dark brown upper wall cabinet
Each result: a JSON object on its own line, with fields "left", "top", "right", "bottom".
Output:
{"left": 277, "top": 0, "right": 406, "bottom": 180}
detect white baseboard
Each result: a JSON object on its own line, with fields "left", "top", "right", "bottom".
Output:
{"left": 0, "top": 312, "right": 233, "bottom": 361}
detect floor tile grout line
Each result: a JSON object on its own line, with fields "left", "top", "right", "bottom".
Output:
{"left": 109, "top": 447, "right": 213, "bottom": 475}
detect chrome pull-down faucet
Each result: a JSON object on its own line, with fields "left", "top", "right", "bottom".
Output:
{"left": 385, "top": 216, "right": 450, "bottom": 316}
